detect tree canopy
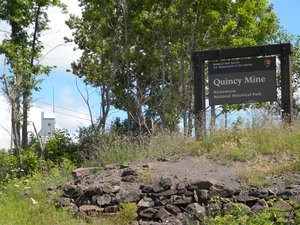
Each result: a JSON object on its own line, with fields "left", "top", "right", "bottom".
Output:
{"left": 67, "top": 0, "right": 279, "bottom": 134}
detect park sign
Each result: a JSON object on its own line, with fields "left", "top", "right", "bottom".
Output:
{"left": 208, "top": 57, "right": 277, "bottom": 105}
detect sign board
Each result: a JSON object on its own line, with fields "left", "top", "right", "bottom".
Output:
{"left": 208, "top": 57, "right": 277, "bottom": 105}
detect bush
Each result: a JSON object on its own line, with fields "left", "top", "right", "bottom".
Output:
{"left": 0, "top": 151, "right": 18, "bottom": 183}
{"left": 30, "top": 129, "right": 80, "bottom": 165}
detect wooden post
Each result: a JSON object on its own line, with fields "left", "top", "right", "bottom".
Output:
{"left": 192, "top": 52, "right": 205, "bottom": 140}
{"left": 280, "top": 44, "right": 293, "bottom": 123}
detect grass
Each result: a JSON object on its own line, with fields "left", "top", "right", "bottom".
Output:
{"left": 202, "top": 120, "right": 300, "bottom": 186}
{"left": 0, "top": 168, "right": 90, "bottom": 225}
{"left": 81, "top": 120, "right": 300, "bottom": 187}
{"left": 0, "top": 169, "right": 139, "bottom": 225}
{"left": 80, "top": 130, "right": 199, "bottom": 167}
{"left": 1, "top": 119, "right": 300, "bottom": 224}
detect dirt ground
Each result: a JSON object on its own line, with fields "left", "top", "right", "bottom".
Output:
{"left": 143, "top": 155, "right": 299, "bottom": 189}
{"left": 145, "top": 155, "right": 243, "bottom": 188}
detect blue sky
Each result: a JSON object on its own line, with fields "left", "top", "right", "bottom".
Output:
{"left": 0, "top": 0, "right": 299, "bottom": 149}
{"left": 271, "top": 0, "right": 300, "bottom": 36}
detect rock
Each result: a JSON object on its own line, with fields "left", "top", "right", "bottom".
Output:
{"left": 72, "top": 167, "right": 98, "bottom": 179}
{"left": 115, "top": 187, "right": 141, "bottom": 203}
{"left": 138, "top": 220, "right": 162, "bottom": 225}
{"left": 156, "top": 189, "right": 178, "bottom": 197}
{"left": 104, "top": 205, "right": 119, "bottom": 213}
{"left": 57, "top": 197, "right": 72, "bottom": 207}
{"left": 185, "top": 203, "right": 206, "bottom": 220}
{"left": 272, "top": 200, "right": 293, "bottom": 212}
{"left": 138, "top": 197, "right": 155, "bottom": 208}
{"left": 278, "top": 189, "right": 298, "bottom": 200}
{"left": 139, "top": 208, "right": 158, "bottom": 219}
{"left": 209, "top": 184, "right": 240, "bottom": 198}
{"left": 286, "top": 184, "right": 300, "bottom": 190}
{"left": 120, "top": 164, "right": 130, "bottom": 169}
{"left": 196, "top": 189, "right": 209, "bottom": 203}
{"left": 177, "top": 188, "right": 193, "bottom": 196}
{"left": 121, "top": 168, "right": 137, "bottom": 177}
{"left": 121, "top": 175, "right": 137, "bottom": 182}
{"left": 153, "top": 176, "right": 173, "bottom": 193}
{"left": 177, "top": 182, "right": 187, "bottom": 190}
{"left": 63, "top": 184, "right": 83, "bottom": 198}
{"left": 251, "top": 199, "right": 269, "bottom": 213}
{"left": 101, "top": 183, "right": 115, "bottom": 194}
{"left": 234, "top": 191, "right": 259, "bottom": 207}
{"left": 162, "top": 216, "right": 183, "bottom": 225}
{"left": 189, "top": 179, "right": 216, "bottom": 190}
{"left": 170, "top": 195, "right": 192, "bottom": 205}
{"left": 104, "top": 164, "right": 120, "bottom": 170}
{"left": 78, "top": 205, "right": 104, "bottom": 217}
{"left": 249, "top": 187, "right": 269, "bottom": 198}
{"left": 224, "top": 202, "right": 250, "bottom": 215}
{"left": 95, "top": 194, "right": 112, "bottom": 206}
{"left": 290, "top": 194, "right": 300, "bottom": 204}
{"left": 166, "top": 204, "right": 181, "bottom": 215}
{"left": 75, "top": 195, "right": 92, "bottom": 206}
{"left": 59, "top": 162, "right": 300, "bottom": 224}
{"left": 141, "top": 185, "right": 153, "bottom": 193}
{"left": 84, "top": 186, "right": 103, "bottom": 197}
{"left": 155, "top": 207, "right": 171, "bottom": 220}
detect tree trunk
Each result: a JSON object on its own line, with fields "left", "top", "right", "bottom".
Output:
{"left": 22, "top": 5, "right": 41, "bottom": 148}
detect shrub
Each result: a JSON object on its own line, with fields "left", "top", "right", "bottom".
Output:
{"left": 0, "top": 151, "right": 18, "bottom": 183}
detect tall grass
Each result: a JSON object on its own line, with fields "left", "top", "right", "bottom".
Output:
{"left": 80, "top": 130, "right": 199, "bottom": 167}
{"left": 1, "top": 119, "right": 300, "bottom": 224}
{"left": 78, "top": 119, "right": 300, "bottom": 186}
{"left": 202, "top": 119, "right": 300, "bottom": 186}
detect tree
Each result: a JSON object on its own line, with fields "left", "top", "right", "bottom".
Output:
{"left": 0, "top": 0, "right": 65, "bottom": 155}
{"left": 67, "top": 0, "right": 279, "bottom": 135}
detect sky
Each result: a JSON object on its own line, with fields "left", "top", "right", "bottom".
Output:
{"left": 0, "top": 0, "right": 300, "bottom": 149}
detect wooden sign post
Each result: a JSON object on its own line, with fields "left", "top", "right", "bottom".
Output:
{"left": 192, "top": 43, "right": 293, "bottom": 139}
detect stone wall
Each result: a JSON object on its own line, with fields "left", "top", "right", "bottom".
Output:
{"left": 57, "top": 164, "right": 300, "bottom": 224}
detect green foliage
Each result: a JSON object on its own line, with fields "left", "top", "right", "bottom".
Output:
{"left": 30, "top": 129, "right": 79, "bottom": 165}
{"left": 43, "top": 129, "right": 79, "bottom": 164}
{"left": 0, "top": 151, "right": 18, "bottom": 183}
{"left": 67, "top": 0, "right": 280, "bottom": 132}
{"left": 78, "top": 126, "right": 197, "bottom": 167}
{"left": 202, "top": 117, "right": 300, "bottom": 186}
{"left": 107, "top": 203, "right": 138, "bottom": 225}
{"left": 21, "top": 149, "right": 39, "bottom": 175}
{"left": 204, "top": 197, "right": 300, "bottom": 225}
{"left": 0, "top": 164, "right": 87, "bottom": 225}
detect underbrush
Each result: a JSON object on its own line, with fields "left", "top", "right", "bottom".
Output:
{"left": 0, "top": 163, "right": 89, "bottom": 225}
{"left": 1, "top": 119, "right": 300, "bottom": 224}
{"left": 204, "top": 197, "right": 300, "bottom": 225}
{"left": 202, "top": 120, "right": 300, "bottom": 186}
{"left": 79, "top": 130, "right": 199, "bottom": 167}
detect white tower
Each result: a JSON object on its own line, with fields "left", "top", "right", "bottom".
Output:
{"left": 39, "top": 112, "right": 55, "bottom": 137}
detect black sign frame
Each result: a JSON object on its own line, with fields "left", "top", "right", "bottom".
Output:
{"left": 192, "top": 43, "right": 293, "bottom": 139}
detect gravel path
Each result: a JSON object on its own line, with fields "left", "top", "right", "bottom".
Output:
{"left": 147, "top": 155, "right": 244, "bottom": 188}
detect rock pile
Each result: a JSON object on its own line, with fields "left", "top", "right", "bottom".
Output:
{"left": 57, "top": 164, "right": 300, "bottom": 224}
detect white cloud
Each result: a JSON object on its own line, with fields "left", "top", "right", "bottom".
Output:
{"left": 0, "top": 90, "right": 92, "bottom": 149}
{"left": 0, "top": 95, "right": 11, "bottom": 149}
{"left": 40, "top": 0, "right": 82, "bottom": 69}
{"left": 1, "top": 1, "right": 82, "bottom": 70}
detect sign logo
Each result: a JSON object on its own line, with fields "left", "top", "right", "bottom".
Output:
{"left": 264, "top": 58, "right": 272, "bottom": 68}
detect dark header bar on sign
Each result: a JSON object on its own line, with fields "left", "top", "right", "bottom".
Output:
{"left": 192, "top": 43, "right": 292, "bottom": 61}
